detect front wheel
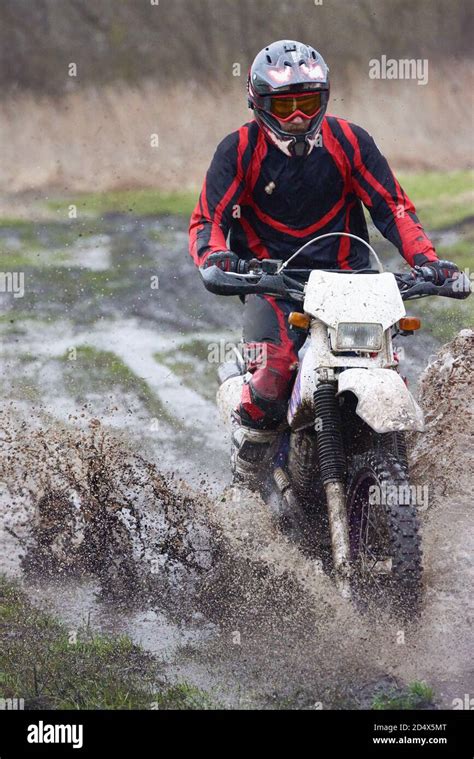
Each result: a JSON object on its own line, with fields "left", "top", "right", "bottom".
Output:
{"left": 346, "top": 450, "right": 423, "bottom": 615}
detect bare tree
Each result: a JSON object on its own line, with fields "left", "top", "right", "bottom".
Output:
{"left": 0, "top": 0, "right": 471, "bottom": 94}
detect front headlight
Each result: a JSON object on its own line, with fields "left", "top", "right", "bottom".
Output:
{"left": 335, "top": 322, "right": 383, "bottom": 351}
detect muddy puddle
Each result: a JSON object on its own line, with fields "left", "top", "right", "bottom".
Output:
{"left": 0, "top": 211, "right": 472, "bottom": 708}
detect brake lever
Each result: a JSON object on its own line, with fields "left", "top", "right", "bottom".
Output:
{"left": 400, "top": 280, "right": 439, "bottom": 300}
{"left": 394, "top": 271, "right": 420, "bottom": 289}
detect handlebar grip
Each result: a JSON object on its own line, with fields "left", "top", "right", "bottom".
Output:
{"left": 437, "top": 272, "right": 471, "bottom": 300}
{"left": 400, "top": 272, "right": 471, "bottom": 300}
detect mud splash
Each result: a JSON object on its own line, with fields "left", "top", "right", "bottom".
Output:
{"left": 4, "top": 333, "right": 471, "bottom": 708}
{"left": 0, "top": 417, "right": 220, "bottom": 608}
{"left": 0, "top": 420, "right": 386, "bottom": 707}
{"left": 405, "top": 329, "right": 474, "bottom": 705}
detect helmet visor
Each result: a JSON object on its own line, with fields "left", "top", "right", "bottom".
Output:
{"left": 269, "top": 92, "right": 322, "bottom": 121}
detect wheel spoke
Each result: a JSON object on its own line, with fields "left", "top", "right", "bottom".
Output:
{"left": 353, "top": 477, "right": 394, "bottom": 582}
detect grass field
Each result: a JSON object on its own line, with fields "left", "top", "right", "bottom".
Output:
{"left": 398, "top": 170, "right": 474, "bottom": 231}
{"left": 1, "top": 170, "right": 471, "bottom": 346}
{"left": 0, "top": 574, "right": 216, "bottom": 710}
{"left": 47, "top": 189, "right": 198, "bottom": 219}
{"left": 43, "top": 170, "right": 473, "bottom": 231}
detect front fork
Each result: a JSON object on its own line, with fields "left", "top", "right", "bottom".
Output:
{"left": 314, "top": 377, "right": 352, "bottom": 598}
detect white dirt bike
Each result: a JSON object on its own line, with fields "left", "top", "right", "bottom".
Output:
{"left": 201, "top": 232, "right": 470, "bottom": 613}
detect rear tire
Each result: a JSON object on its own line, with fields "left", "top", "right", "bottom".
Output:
{"left": 346, "top": 449, "right": 422, "bottom": 615}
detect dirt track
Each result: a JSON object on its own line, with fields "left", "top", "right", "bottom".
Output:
{"left": 0, "top": 211, "right": 472, "bottom": 708}
{"left": 1, "top": 331, "right": 472, "bottom": 708}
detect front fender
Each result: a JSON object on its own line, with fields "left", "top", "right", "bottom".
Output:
{"left": 337, "top": 368, "right": 425, "bottom": 433}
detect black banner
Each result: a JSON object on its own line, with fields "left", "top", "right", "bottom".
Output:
{"left": 0, "top": 709, "right": 472, "bottom": 757}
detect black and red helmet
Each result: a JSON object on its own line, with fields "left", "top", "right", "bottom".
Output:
{"left": 248, "top": 40, "right": 330, "bottom": 157}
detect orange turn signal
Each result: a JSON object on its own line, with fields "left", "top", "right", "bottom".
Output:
{"left": 288, "top": 312, "right": 311, "bottom": 330}
{"left": 399, "top": 317, "right": 421, "bottom": 331}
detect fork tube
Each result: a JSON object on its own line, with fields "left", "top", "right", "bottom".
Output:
{"left": 314, "top": 381, "right": 351, "bottom": 597}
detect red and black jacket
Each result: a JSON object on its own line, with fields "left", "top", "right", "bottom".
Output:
{"left": 189, "top": 116, "right": 438, "bottom": 271}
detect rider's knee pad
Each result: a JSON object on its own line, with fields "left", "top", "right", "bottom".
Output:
{"left": 239, "top": 379, "right": 289, "bottom": 429}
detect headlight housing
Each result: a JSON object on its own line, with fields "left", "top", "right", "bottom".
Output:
{"left": 335, "top": 322, "right": 383, "bottom": 352}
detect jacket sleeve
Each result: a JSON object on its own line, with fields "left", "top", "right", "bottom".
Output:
{"left": 189, "top": 130, "right": 248, "bottom": 267}
{"left": 344, "top": 122, "right": 438, "bottom": 267}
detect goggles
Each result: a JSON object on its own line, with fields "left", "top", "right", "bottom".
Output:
{"left": 269, "top": 92, "right": 322, "bottom": 121}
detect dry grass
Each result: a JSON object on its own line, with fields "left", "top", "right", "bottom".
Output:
{"left": 0, "top": 61, "right": 472, "bottom": 195}
{"left": 337, "top": 60, "right": 474, "bottom": 171}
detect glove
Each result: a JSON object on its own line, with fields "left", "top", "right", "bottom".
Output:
{"left": 201, "top": 251, "right": 251, "bottom": 273}
{"left": 415, "top": 259, "right": 460, "bottom": 285}
{"left": 201, "top": 251, "right": 241, "bottom": 272}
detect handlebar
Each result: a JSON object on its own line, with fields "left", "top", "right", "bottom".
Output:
{"left": 200, "top": 258, "right": 471, "bottom": 302}
{"left": 394, "top": 270, "right": 471, "bottom": 301}
{"left": 200, "top": 260, "right": 312, "bottom": 300}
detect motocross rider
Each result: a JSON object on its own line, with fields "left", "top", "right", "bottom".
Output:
{"left": 188, "top": 40, "right": 461, "bottom": 487}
